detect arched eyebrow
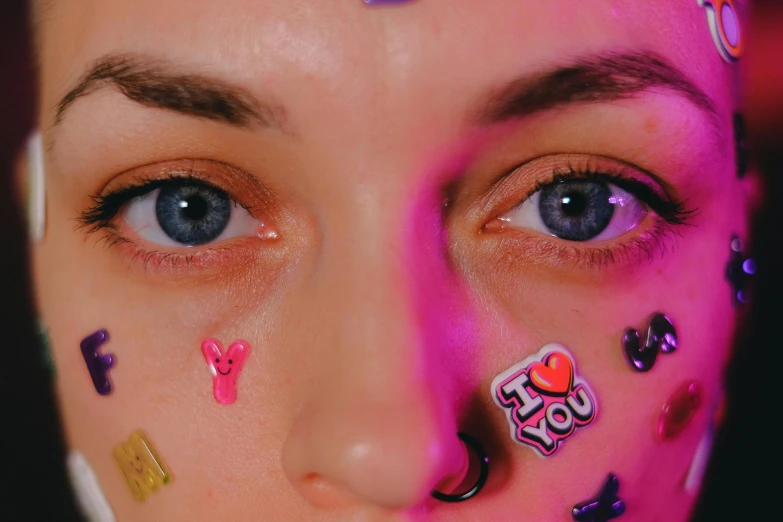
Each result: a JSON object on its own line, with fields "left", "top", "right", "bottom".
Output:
{"left": 472, "top": 51, "right": 719, "bottom": 130}
{"left": 54, "top": 53, "right": 288, "bottom": 130}
{"left": 55, "top": 52, "right": 719, "bottom": 138}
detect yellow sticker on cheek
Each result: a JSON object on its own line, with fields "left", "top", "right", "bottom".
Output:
{"left": 113, "top": 430, "right": 172, "bottom": 502}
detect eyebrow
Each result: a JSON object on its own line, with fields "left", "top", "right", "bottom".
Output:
{"left": 55, "top": 54, "right": 286, "bottom": 129}
{"left": 474, "top": 51, "right": 718, "bottom": 128}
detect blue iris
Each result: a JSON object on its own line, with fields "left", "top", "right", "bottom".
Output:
{"left": 155, "top": 183, "right": 231, "bottom": 245}
{"left": 539, "top": 180, "right": 614, "bottom": 241}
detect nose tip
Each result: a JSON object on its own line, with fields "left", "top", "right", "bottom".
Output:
{"left": 282, "top": 405, "right": 466, "bottom": 510}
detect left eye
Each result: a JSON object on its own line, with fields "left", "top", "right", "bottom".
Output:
{"left": 498, "top": 179, "right": 647, "bottom": 241}
{"left": 121, "top": 182, "right": 262, "bottom": 247}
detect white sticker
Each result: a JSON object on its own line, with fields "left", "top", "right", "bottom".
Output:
{"left": 491, "top": 344, "right": 597, "bottom": 457}
{"left": 683, "top": 427, "right": 714, "bottom": 495}
{"left": 26, "top": 132, "right": 45, "bottom": 242}
{"left": 66, "top": 451, "right": 116, "bottom": 522}
{"left": 683, "top": 391, "right": 723, "bottom": 495}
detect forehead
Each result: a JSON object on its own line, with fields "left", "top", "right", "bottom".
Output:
{"left": 39, "top": 0, "right": 732, "bottom": 128}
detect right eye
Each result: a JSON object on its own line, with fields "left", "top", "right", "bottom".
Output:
{"left": 499, "top": 179, "right": 648, "bottom": 242}
{"left": 121, "top": 182, "right": 262, "bottom": 247}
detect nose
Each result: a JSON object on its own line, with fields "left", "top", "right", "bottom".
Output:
{"left": 281, "top": 190, "right": 469, "bottom": 510}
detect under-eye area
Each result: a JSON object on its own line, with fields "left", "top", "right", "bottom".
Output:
{"left": 78, "top": 159, "right": 281, "bottom": 273}
{"left": 478, "top": 153, "right": 697, "bottom": 269}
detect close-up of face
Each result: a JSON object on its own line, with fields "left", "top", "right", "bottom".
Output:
{"left": 30, "top": 0, "right": 755, "bottom": 520}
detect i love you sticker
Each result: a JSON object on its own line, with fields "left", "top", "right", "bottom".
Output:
{"left": 491, "top": 345, "right": 597, "bottom": 457}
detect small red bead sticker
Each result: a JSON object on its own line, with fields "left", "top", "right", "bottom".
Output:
{"left": 656, "top": 381, "right": 703, "bottom": 441}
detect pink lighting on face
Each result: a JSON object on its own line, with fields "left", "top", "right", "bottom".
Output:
{"left": 201, "top": 339, "right": 250, "bottom": 404}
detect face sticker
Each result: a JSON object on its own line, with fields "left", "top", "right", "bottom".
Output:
{"left": 571, "top": 473, "right": 626, "bottom": 522}
{"left": 698, "top": 0, "right": 743, "bottom": 62}
{"left": 726, "top": 235, "right": 756, "bottom": 304}
{"left": 656, "top": 381, "right": 702, "bottom": 441}
{"left": 25, "top": 132, "right": 45, "bottom": 242}
{"left": 201, "top": 339, "right": 250, "bottom": 405}
{"left": 684, "top": 392, "right": 725, "bottom": 495}
{"left": 492, "top": 345, "right": 597, "bottom": 457}
{"left": 113, "top": 430, "right": 172, "bottom": 502}
{"left": 80, "top": 330, "right": 116, "bottom": 395}
{"left": 622, "top": 313, "right": 677, "bottom": 372}
{"left": 66, "top": 451, "right": 116, "bottom": 522}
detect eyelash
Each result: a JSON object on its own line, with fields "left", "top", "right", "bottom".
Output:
{"left": 80, "top": 174, "right": 248, "bottom": 232}
{"left": 485, "top": 162, "right": 698, "bottom": 268}
{"left": 79, "top": 174, "right": 256, "bottom": 270}
{"left": 532, "top": 164, "right": 696, "bottom": 225}
{"left": 80, "top": 161, "right": 697, "bottom": 272}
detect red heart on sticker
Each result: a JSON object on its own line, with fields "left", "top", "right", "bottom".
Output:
{"left": 528, "top": 352, "right": 574, "bottom": 396}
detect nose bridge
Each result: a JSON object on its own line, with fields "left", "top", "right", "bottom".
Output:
{"left": 281, "top": 181, "right": 467, "bottom": 510}
{"left": 322, "top": 196, "right": 423, "bottom": 391}
{"left": 313, "top": 178, "right": 464, "bottom": 402}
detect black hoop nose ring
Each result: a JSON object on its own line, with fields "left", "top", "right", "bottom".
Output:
{"left": 431, "top": 432, "right": 489, "bottom": 503}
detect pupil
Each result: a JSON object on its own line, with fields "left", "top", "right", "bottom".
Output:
{"left": 180, "top": 195, "right": 209, "bottom": 221}
{"left": 560, "top": 193, "right": 587, "bottom": 217}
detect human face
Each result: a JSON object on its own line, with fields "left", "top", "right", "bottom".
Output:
{"left": 35, "top": 0, "right": 750, "bottom": 520}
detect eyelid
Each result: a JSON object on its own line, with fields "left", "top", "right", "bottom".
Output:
{"left": 473, "top": 153, "right": 686, "bottom": 227}
{"left": 79, "top": 159, "right": 277, "bottom": 233}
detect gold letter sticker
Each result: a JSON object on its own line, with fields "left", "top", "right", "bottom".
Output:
{"left": 113, "top": 430, "right": 172, "bottom": 501}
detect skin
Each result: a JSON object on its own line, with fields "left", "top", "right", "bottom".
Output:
{"left": 33, "top": 0, "right": 755, "bottom": 520}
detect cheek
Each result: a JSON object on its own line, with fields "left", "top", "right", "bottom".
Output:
{"left": 468, "top": 233, "right": 735, "bottom": 516}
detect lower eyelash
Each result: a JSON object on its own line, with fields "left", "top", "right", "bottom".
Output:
{"left": 97, "top": 229, "right": 257, "bottom": 274}
{"left": 493, "top": 218, "right": 684, "bottom": 270}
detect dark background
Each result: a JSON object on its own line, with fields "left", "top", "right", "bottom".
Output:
{"left": 1, "top": 1, "right": 779, "bottom": 519}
